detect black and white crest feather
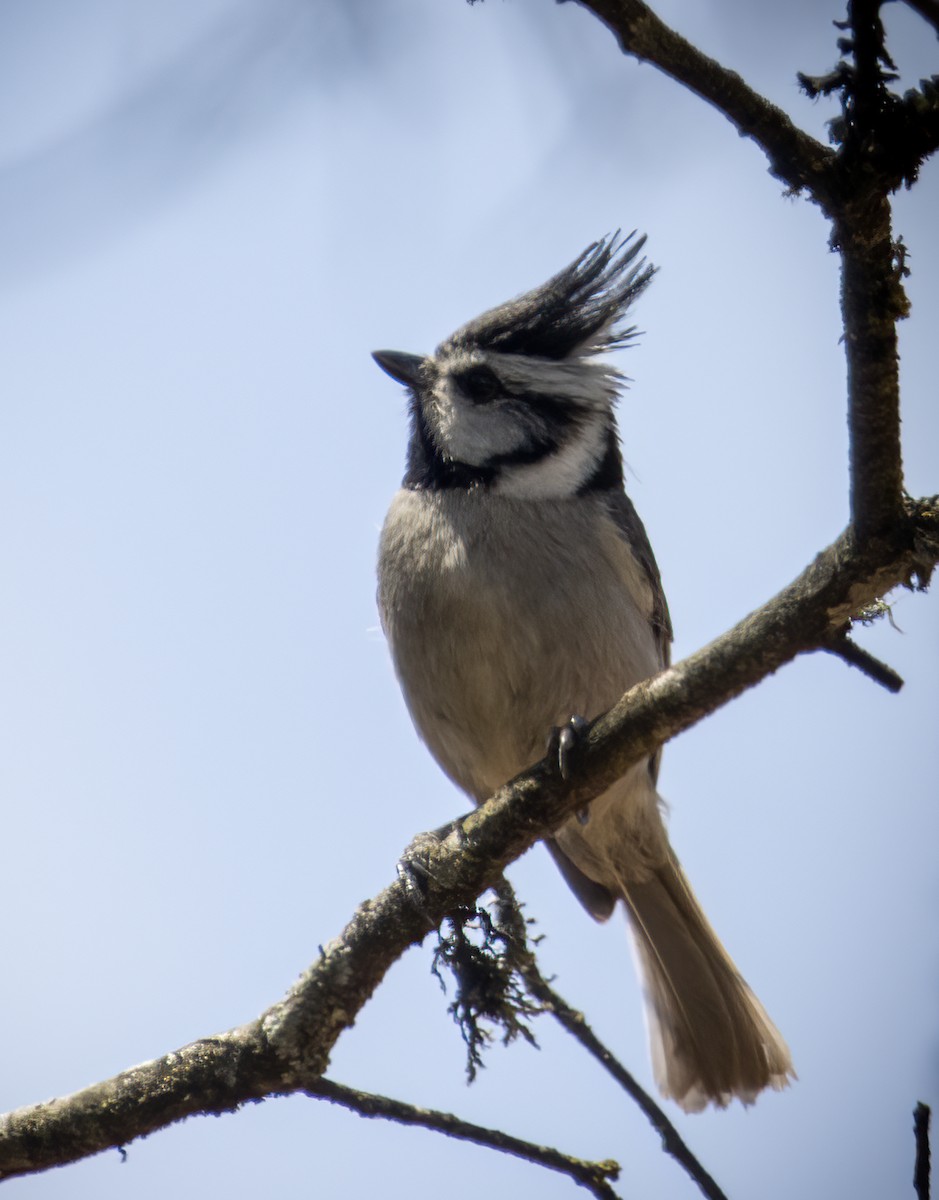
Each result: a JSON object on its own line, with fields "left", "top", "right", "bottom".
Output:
{"left": 373, "top": 231, "right": 657, "bottom": 499}
{"left": 440, "top": 232, "right": 655, "bottom": 361}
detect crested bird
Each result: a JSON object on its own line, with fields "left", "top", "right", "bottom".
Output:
{"left": 374, "top": 234, "right": 793, "bottom": 1111}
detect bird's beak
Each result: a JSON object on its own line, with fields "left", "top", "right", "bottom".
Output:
{"left": 371, "top": 349, "right": 425, "bottom": 388}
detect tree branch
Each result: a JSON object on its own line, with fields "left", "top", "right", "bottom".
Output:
{"left": 831, "top": 1, "right": 909, "bottom": 536}
{"left": 494, "top": 882, "right": 729, "bottom": 1200}
{"left": 822, "top": 631, "right": 904, "bottom": 691}
{"left": 901, "top": 0, "right": 939, "bottom": 40}
{"left": 573, "top": 0, "right": 835, "bottom": 200}
{"left": 0, "top": 4, "right": 934, "bottom": 1192}
{"left": 894, "top": 82, "right": 939, "bottom": 175}
{"left": 840, "top": 216, "right": 906, "bottom": 536}
{"left": 915, "top": 1102, "right": 932, "bottom": 1200}
{"left": 2, "top": 495, "right": 936, "bottom": 1180}
{"left": 0, "top": 1026, "right": 283, "bottom": 1181}
{"left": 308, "top": 1077, "right": 622, "bottom": 1199}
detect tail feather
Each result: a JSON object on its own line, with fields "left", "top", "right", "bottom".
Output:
{"left": 622, "top": 850, "right": 794, "bottom": 1112}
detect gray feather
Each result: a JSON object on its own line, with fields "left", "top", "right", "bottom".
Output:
{"left": 375, "top": 233, "right": 793, "bottom": 1112}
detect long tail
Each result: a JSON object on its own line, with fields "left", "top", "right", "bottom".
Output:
{"left": 622, "top": 849, "right": 794, "bottom": 1113}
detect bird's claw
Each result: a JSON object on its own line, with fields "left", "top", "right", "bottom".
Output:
{"left": 546, "top": 715, "right": 591, "bottom": 825}
{"left": 396, "top": 817, "right": 469, "bottom": 908}
{"left": 551, "top": 714, "right": 589, "bottom": 781}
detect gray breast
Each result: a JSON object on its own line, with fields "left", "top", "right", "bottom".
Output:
{"left": 378, "top": 488, "right": 662, "bottom": 802}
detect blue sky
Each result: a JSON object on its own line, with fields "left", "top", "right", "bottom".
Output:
{"left": 1, "top": 3, "right": 937, "bottom": 1197}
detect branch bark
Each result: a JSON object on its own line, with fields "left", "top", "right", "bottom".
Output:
{"left": 308, "top": 1078, "right": 621, "bottom": 1199}
{"left": 2, "top": 496, "right": 936, "bottom": 1180}
{"left": 494, "top": 881, "right": 729, "bottom": 1200}
{"left": 573, "top": 0, "right": 836, "bottom": 200}
{"left": 902, "top": 0, "right": 939, "bottom": 37}
{"left": 3, "top": 1, "right": 938, "bottom": 1190}
{"left": 914, "top": 1102, "right": 932, "bottom": 1200}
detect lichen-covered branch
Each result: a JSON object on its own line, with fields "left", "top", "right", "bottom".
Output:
{"left": 2, "top": 494, "right": 936, "bottom": 1181}
{"left": 2, "top": 2, "right": 937, "bottom": 1190}
{"left": 573, "top": 0, "right": 835, "bottom": 200}
{"left": 576, "top": 0, "right": 931, "bottom": 538}
{"left": 493, "top": 882, "right": 729, "bottom": 1200}
{"left": 837, "top": 203, "right": 906, "bottom": 537}
{"left": 0, "top": 1026, "right": 282, "bottom": 1181}
{"left": 819, "top": 2, "right": 906, "bottom": 535}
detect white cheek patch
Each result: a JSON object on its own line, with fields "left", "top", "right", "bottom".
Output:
{"left": 429, "top": 378, "right": 522, "bottom": 467}
{"left": 426, "top": 351, "right": 618, "bottom": 495}
{"left": 494, "top": 414, "right": 608, "bottom": 499}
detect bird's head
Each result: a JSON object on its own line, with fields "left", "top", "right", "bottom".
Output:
{"left": 373, "top": 233, "right": 655, "bottom": 498}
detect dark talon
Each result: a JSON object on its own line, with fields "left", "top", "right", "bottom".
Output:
{"left": 397, "top": 817, "right": 470, "bottom": 907}
{"left": 547, "top": 715, "right": 591, "bottom": 824}
{"left": 556, "top": 714, "right": 589, "bottom": 781}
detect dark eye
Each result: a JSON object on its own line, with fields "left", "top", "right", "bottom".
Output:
{"left": 457, "top": 364, "right": 502, "bottom": 404}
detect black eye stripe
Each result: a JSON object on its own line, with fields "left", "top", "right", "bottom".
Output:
{"left": 453, "top": 364, "right": 501, "bottom": 404}
{"left": 452, "top": 366, "right": 583, "bottom": 430}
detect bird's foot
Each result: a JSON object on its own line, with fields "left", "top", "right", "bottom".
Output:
{"left": 546, "top": 714, "right": 591, "bottom": 824}
{"left": 396, "top": 816, "right": 469, "bottom": 906}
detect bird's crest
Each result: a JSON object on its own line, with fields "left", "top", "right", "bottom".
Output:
{"left": 439, "top": 232, "right": 655, "bottom": 362}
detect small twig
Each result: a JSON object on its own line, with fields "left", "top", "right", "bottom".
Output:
{"left": 822, "top": 632, "right": 904, "bottom": 692}
{"left": 914, "top": 1102, "right": 932, "bottom": 1200}
{"left": 900, "top": 0, "right": 939, "bottom": 39}
{"left": 493, "top": 883, "right": 729, "bottom": 1200}
{"left": 307, "top": 1077, "right": 622, "bottom": 1199}
{"left": 1, "top": 499, "right": 936, "bottom": 1181}
{"left": 574, "top": 0, "right": 835, "bottom": 202}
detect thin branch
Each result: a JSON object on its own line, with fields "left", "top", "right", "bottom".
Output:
{"left": 915, "top": 1102, "right": 932, "bottom": 1200}
{"left": 1, "top": 498, "right": 937, "bottom": 1178}
{"left": 822, "top": 632, "right": 904, "bottom": 691}
{"left": 494, "top": 882, "right": 729, "bottom": 1200}
{"left": 308, "top": 1077, "right": 622, "bottom": 1199}
{"left": 577, "top": 0, "right": 909, "bottom": 537}
{"left": 900, "top": 0, "right": 939, "bottom": 39}
{"left": 574, "top": 0, "right": 835, "bottom": 202}
{"left": 0, "top": 5, "right": 932, "bottom": 1191}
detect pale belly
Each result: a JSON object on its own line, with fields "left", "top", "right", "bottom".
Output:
{"left": 378, "top": 487, "right": 662, "bottom": 804}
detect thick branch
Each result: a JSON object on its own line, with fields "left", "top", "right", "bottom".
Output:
{"left": 2, "top": 496, "right": 935, "bottom": 1179}
{"left": 574, "top": 0, "right": 835, "bottom": 200}
{"left": 0, "top": 1026, "right": 282, "bottom": 1181}
{"left": 832, "top": 5, "right": 907, "bottom": 538}
{"left": 836, "top": 199, "right": 906, "bottom": 537}
{"left": 308, "top": 1077, "right": 621, "bottom": 1199}
{"left": 914, "top": 1102, "right": 932, "bottom": 1200}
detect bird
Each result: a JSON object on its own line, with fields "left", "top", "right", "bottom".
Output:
{"left": 372, "top": 233, "right": 793, "bottom": 1112}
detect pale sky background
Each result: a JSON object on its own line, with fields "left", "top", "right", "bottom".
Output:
{"left": 1, "top": 3, "right": 937, "bottom": 1198}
